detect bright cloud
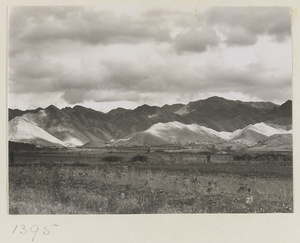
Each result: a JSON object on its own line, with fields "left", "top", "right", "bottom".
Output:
{"left": 9, "top": 6, "right": 292, "bottom": 111}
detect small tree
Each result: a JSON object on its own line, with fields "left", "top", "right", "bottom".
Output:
{"left": 206, "top": 154, "right": 211, "bottom": 163}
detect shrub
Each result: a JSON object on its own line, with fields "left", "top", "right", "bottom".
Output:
{"left": 129, "top": 154, "right": 149, "bottom": 163}
{"left": 102, "top": 155, "right": 123, "bottom": 162}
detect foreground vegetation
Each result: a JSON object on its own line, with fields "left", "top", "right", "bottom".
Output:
{"left": 9, "top": 149, "right": 293, "bottom": 214}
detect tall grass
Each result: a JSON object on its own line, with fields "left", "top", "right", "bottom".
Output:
{"left": 9, "top": 163, "right": 292, "bottom": 214}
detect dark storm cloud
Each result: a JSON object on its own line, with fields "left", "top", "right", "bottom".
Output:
{"left": 9, "top": 53, "right": 104, "bottom": 93}
{"left": 224, "top": 27, "right": 258, "bottom": 46}
{"left": 8, "top": 7, "right": 292, "bottom": 110}
{"left": 170, "top": 7, "right": 291, "bottom": 53}
{"left": 61, "top": 88, "right": 87, "bottom": 104}
{"left": 174, "top": 26, "right": 220, "bottom": 54}
{"left": 9, "top": 6, "right": 171, "bottom": 54}
{"left": 101, "top": 60, "right": 150, "bottom": 90}
{"left": 205, "top": 7, "right": 291, "bottom": 46}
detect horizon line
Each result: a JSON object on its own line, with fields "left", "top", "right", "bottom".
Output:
{"left": 8, "top": 95, "right": 291, "bottom": 113}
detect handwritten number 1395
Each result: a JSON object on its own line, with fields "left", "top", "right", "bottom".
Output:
{"left": 12, "top": 224, "right": 58, "bottom": 241}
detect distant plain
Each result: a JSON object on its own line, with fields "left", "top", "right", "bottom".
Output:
{"left": 9, "top": 146, "right": 293, "bottom": 214}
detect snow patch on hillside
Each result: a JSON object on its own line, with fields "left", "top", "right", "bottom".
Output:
{"left": 115, "top": 137, "right": 133, "bottom": 143}
{"left": 175, "top": 106, "right": 190, "bottom": 115}
{"left": 144, "top": 121, "right": 183, "bottom": 136}
{"left": 143, "top": 121, "right": 291, "bottom": 143}
{"left": 9, "top": 117, "right": 64, "bottom": 146}
{"left": 232, "top": 122, "right": 289, "bottom": 139}
{"left": 147, "top": 113, "right": 159, "bottom": 119}
{"left": 63, "top": 137, "right": 85, "bottom": 147}
{"left": 144, "top": 121, "right": 232, "bottom": 141}
{"left": 9, "top": 116, "right": 85, "bottom": 147}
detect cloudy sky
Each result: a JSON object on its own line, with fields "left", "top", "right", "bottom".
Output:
{"left": 9, "top": 6, "right": 291, "bottom": 112}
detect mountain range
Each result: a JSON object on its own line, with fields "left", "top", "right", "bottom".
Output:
{"left": 8, "top": 96, "right": 292, "bottom": 150}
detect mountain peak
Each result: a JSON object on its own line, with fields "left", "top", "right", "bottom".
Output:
{"left": 73, "top": 105, "right": 90, "bottom": 112}
{"left": 205, "top": 96, "right": 226, "bottom": 101}
{"left": 281, "top": 100, "right": 292, "bottom": 107}
{"left": 161, "top": 103, "right": 184, "bottom": 113}
{"left": 278, "top": 100, "right": 292, "bottom": 116}
{"left": 134, "top": 104, "right": 159, "bottom": 113}
{"left": 107, "top": 107, "right": 130, "bottom": 116}
{"left": 45, "top": 104, "right": 60, "bottom": 111}
{"left": 8, "top": 96, "right": 292, "bottom": 148}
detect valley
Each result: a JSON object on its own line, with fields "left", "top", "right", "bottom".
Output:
{"left": 9, "top": 146, "right": 293, "bottom": 214}
{"left": 8, "top": 96, "right": 293, "bottom": 214}
{"left": 8, "top": 97, "right": 292, "bottom": 148}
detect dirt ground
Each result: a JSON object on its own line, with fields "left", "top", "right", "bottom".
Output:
{"left": 9, "top": 148, "right": 293, "bottom": 214}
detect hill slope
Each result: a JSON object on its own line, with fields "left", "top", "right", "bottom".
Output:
{"left": 115, "top": 121, "right": 291, "bottom": 147}
{"left": 174, "top": 96, "right": 288, "bottom": 131}
{"left": 8, "top": 97, "right": 292, "bottom": 148}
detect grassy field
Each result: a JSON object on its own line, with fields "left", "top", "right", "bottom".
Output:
{"left": 9, "top": 148, "right": 293, "bottom": 214}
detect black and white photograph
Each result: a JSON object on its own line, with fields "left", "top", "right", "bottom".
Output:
{"left": 8, "top": 6, "right": 293, "bottom": 215}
